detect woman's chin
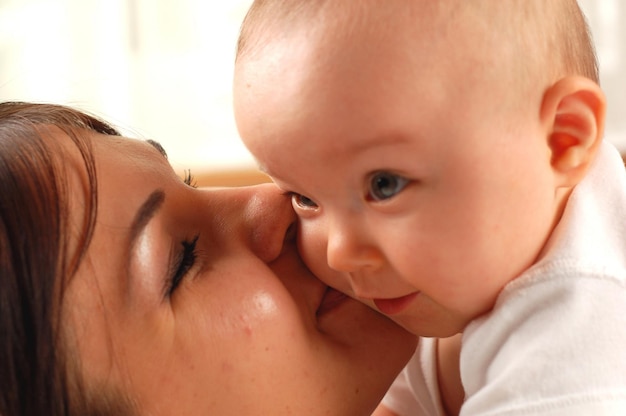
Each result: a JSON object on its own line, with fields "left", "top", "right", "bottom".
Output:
{"left": 319, "top": 295, "right": 417, "bottom": 367}
{"left": 314, "top": 304, "right": 418, "bottom": 416}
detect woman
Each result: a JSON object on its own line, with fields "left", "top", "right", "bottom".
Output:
{"left": 0, "top": 102, "right": 416, "bottom": 416}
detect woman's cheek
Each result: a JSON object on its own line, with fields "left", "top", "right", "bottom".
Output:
{"left": 204, "top": 283, "right": 286, "bottom": 339}
{"left": 234, "top": 290, "right": 282, "bottom": 332}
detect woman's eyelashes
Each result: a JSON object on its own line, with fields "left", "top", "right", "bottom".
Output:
{"left": 183, "top": 169, "right": 197, "bottom": 188}
{"left": 367, "top": 171, "right": 409, "bottom": 201}
{"left": 165, "top": 234, "right": 200, "bottom": 298}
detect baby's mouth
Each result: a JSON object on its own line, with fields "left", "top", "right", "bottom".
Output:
{"left": 373, "top": 292, "right": 419, "bottom": 315}
{"left": 316, "top": 287, "right": 349, "bottom": 316}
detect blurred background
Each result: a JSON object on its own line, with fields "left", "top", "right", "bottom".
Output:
{"left": 0, "top": 0, "right": 256, "bottom": 181}
{"left": 1, "top": 0, "right": 624, "bottom": 182}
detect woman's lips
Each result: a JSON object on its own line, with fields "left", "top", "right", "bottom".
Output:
{"left": 316, "top": 287, "right": 349, "bottom": 316}
{"left": 373, "top": 292, "right": 419, "bottom": 315}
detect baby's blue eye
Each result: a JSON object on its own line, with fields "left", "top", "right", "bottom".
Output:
{"left": 368, "top": 172, "right": 409, "bottom": 201}
{"left": 291, "top": 193, "right": 318, "bottom": 210}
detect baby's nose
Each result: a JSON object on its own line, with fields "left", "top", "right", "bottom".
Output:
{"left": 243, "top": 184, "right": 297, "bottom": 263}
{"left": 326, "top": 219, "right": 383, "bottom": 273}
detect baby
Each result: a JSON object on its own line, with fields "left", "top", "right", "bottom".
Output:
{"left": 233, "top": 0, "right": 626, "bottom": 414}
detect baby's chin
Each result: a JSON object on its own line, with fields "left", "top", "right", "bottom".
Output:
{"left": 391, "top": 309, "right": 469, "bottom": 338}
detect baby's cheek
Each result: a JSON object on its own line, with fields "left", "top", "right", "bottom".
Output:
{"left": 296, "top": 221, "right": 346, "bottom": 289}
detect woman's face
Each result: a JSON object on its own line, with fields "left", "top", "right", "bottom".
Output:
{"left": 62, "top": 132, "right": 416, "bottom": 415}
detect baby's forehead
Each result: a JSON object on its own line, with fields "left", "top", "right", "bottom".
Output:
{"left": 239, "top": 0, "right": 595, "bottom": 102}
{"left": 247, "top": 1, "right": 546, "bottom": 59}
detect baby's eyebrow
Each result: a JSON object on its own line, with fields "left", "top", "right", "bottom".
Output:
{"left": 146, "top": 139, "right": 168, "bottom": 159}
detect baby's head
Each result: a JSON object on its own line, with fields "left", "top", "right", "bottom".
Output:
{"left": 234, "top": 0, "right": 606, "bottom": 336}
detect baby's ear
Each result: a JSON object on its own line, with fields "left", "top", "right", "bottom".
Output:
{"left": 540, "top": 76, "right": 606, "bottom": 186}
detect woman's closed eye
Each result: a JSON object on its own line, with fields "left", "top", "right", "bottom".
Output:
{"left": 165, "top": 234, "right": 199, "bottom": 298}
{"left": 367, "top": 171, "right": 409, "bottom": 201}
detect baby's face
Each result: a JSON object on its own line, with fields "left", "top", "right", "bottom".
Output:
{"left": 234, "top": 4, "right": 562, "bottom": 336}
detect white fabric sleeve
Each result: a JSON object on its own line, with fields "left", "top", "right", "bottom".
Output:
{"left": 461, "top": 273, "right": 626, "bottom": 415}
{"left": 381, "top": 337, "right": 446, "bottom": 415}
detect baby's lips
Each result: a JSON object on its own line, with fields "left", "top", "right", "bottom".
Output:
{"left": 373, "top": 292, "right": 419, "bottom": 315}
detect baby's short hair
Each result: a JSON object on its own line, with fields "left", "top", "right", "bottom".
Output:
{"left": 504, "top": 0, "right": 598, "bottom": 84}
{"left": 236, "top": 0, "right": 598, "bottom": 87}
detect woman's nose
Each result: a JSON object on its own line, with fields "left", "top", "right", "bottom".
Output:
{"left": 240, "top": 183, "right": 297, "bottom": 263}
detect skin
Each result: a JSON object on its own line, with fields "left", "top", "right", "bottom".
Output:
{"left": 233, "top": 0, "right": 605, "bottom": 340}
{"left": 60, "top": 131, "right": 417, "bottom": 415}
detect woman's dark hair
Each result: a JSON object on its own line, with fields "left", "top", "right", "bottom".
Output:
{"left": 0, "top": 102, "right": 133, "bottom": 415}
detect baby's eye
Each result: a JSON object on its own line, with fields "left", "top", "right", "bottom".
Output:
{"left": 368, "top": 172, "right": 409, "bottom": 201}
{"left": 291, "top": 193, "right": 318, "bottom": 210}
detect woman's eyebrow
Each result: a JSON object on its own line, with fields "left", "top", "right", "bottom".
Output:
{"left": 129, "top": 189, "right": 166, "bottom": 251}
{"left": 146, "top": 139, "right": 168, "bottom": 159}
{"left": 125, "top": 189, "right": 166, "bottom": 305}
